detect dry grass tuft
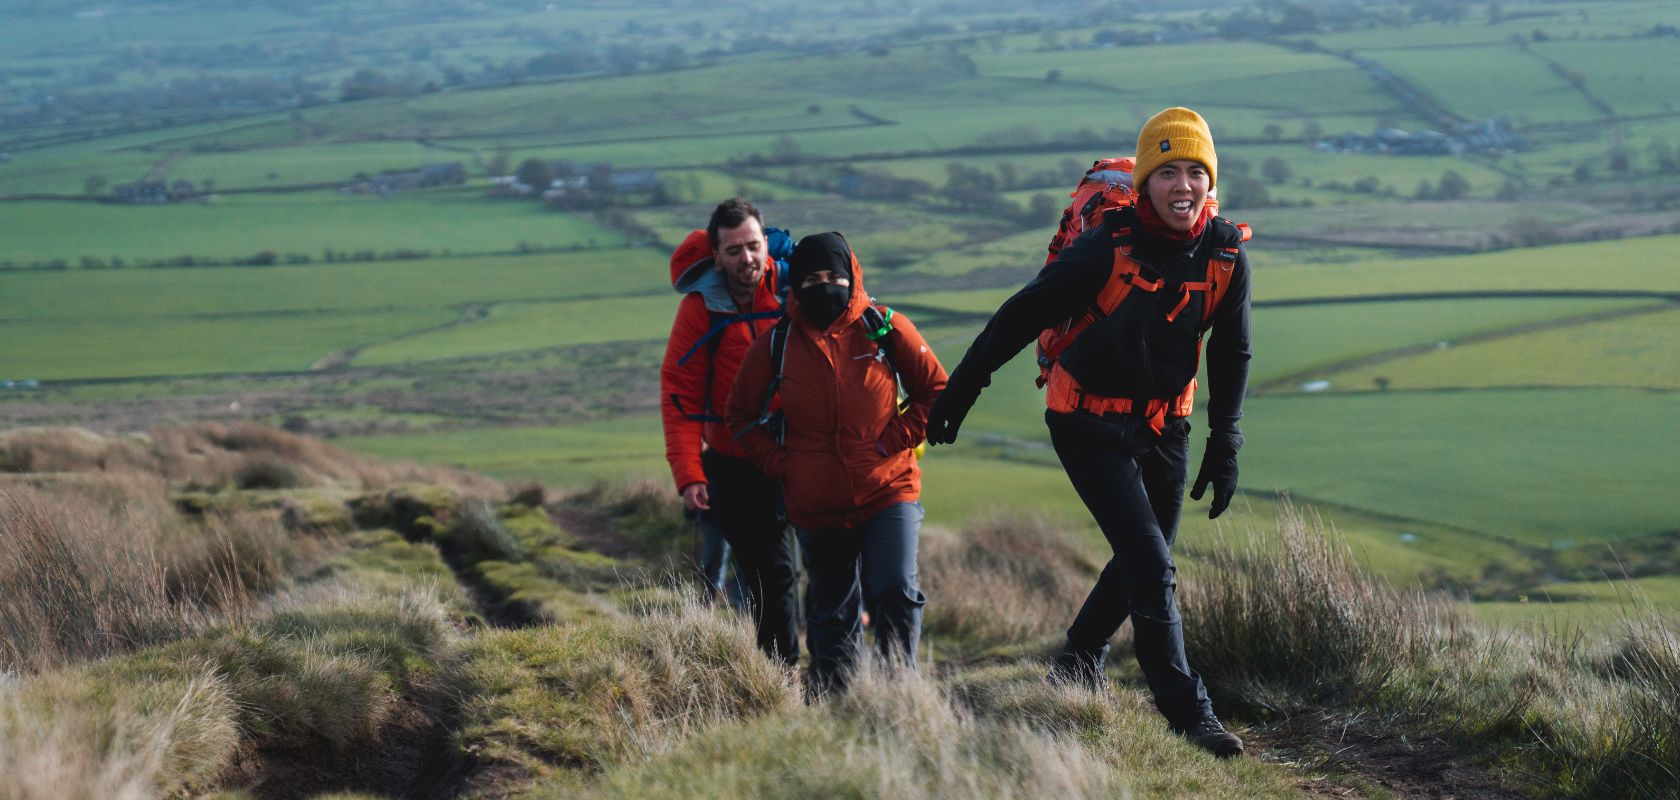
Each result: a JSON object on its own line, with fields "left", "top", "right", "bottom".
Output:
{"left": 0, "top": 669, "right": 239, "bottom": 799}
{"left": 455, "top": 588, "right": 799, "bottom": 785}
{"left": 0, "top": 424, "right": 503, "bottom": 497}
{"left": 919, "top": 514, "right": 1103, "bottom": 651}
{"left": 1180, "top": 500, "right": 1448, "bottom": 709}
{"left": 0, "top": 485, "right": 186, "bottom": 673}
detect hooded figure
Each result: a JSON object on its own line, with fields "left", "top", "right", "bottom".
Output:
{"left": 726, "top": 232, "right": 948, "bottom": 693}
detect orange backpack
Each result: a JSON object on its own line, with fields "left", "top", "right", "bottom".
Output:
{"left": 1034, "top": 157, "right": 1249, "bottom": 389}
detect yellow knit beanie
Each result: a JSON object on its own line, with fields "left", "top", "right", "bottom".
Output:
{"left": 1134, "top": 107, "right": 1217, "bottom": 189}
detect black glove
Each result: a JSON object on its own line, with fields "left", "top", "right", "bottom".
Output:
{"left": 925, "top": 374, "right": 979, "bottom": 446}
{"left": 1189, "top": 440, "right": 1239, "bottom": 519}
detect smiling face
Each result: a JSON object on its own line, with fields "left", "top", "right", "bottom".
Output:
{"left": 1144, "top": 159, "right": 1211, "bottom": 233}
{"left": 714, "top": 216, "right": 767, "bottom": 296}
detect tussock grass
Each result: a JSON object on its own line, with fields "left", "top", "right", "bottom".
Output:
{"left": 919, "top": 514, "right": 1103, "bottom": 652}
{"left": 1181, "top": 501, "right": 1447, "bottom": 710}
{"left": 0, "top": 669, "right": 239, "bottom": 799}
{"left": 448, "top": 499, "right": 527, "bottom": 563}
{"left": 562, "top": 477, "right": 688, "bottom": 561}
{"left": 0, "top": 424, "right": 502, "bottom": 497}
{"left": 1180, "top": 501, "right": 1680, "bottom": 798}
{"left": 453, "top": 590, "right": 798, "bottom": 788}
{"left": 573, "top": 658, "right": 1299, "bottom": 800}
{"left": 111, "top": 580, "right": 460, "bottom": 755}
{"left": 0, "top": 484, "right": 187, "bottom": 673}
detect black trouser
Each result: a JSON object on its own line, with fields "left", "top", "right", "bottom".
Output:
{"left": 1046, "top": 410, "right": 1212, "bottom": 725}
{"left": 797, "top": 501, "right": 927, "bottom": 694}
{"left": 699, "top": 451, "right": 800, "bottom": 666}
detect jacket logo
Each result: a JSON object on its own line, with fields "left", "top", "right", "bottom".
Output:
{"left": 1159, "top": 140, "right": 1171, "bottom": 152}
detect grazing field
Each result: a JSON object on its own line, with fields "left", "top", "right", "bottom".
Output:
{"left": 0, "top": 189, "right": 623, "bottom": 264}
{"left": 0, "top": 248, "right": 665, "bottom": 320}
{"left": 0, "top": 308, "right": 453, "bottom": 380}
{"left": 1242, "top": 388, "right": 1678, "bottom": 545}
{"left": 1322, "top": 305, "right": 1680, "bottom": 391}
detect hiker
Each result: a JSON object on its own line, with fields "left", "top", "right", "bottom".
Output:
{"left": 725, "top": 232, "right": 948, "bottom": 694}
{"left": 661, "top": 197, "right": 800, "bottom": 667}
{"left": 924, "top": 108, "right": 1251, "bottom": 758}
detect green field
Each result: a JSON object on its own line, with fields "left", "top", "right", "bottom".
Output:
{"left": 0, "top": 189, "right": 622, "bottom": 264}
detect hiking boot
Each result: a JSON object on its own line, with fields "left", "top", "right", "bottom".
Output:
{"left": 1044, "top": 645, "right": 1108, "bottom": 692}
{"left": 1174, "top": 715, "right": 1244, "bottom": 759}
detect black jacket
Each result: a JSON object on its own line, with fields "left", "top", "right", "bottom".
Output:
{"left": 948, "top": 206, "right": 1252, "bottom": 452}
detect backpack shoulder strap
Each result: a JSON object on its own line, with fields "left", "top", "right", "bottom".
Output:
{"left": 1195, "top": 217, "right": 1248, "bottom": 326}
{"left": 732, "top": 314, "right": 794, "bottom": 443}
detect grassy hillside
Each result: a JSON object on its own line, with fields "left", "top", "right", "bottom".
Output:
{"left": 2, "top": 425, "right": 1675, "bottom": 798}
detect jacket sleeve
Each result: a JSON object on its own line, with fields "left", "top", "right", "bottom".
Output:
{"left": 724, "top": 331, "right": 786, "bottom": 481}
{"left": 876, "top": 311, "right": 949, "bottom": 453}
{"left": 660, "top": 293, "right": 712, "bottom": 492}
{"left": 947, "top": 225, "right": 1111, "bottom": 394}
{"left": 1203, "top": 245, "right": 1252, "bottom": 453}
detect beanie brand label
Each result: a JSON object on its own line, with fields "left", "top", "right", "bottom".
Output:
{"left": 1159, "top": 140, "right": 1171, "bottom": 152}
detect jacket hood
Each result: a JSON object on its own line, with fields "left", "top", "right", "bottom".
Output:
{"left": 786, "top": 231, "right": 869, "bottom": 332}
{"left": 670, "top": 229, "right": 714, "bottom": 290}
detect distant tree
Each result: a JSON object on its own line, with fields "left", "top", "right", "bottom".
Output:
{"left": 1262, "top": 122, "right": 1284, "bottom": 142}
{"left": 83, "top": 175, "right": 107, "bottom": 195}
{"left": 1045, "top": 68, "right": 1062, "bottom": 83}
{"left": 1572, "top": 163, "right": 1593, "bottom": 183}
{"left": 1261, "top": 157, "right": 1292, "bottom": 185}
{"left": 1413, "top": 179, "right": 1436, "bottom": 200}
{"left": 200, "top": 178, "right": 214, "bottom": 194}
{"left": 1353, "top": 175, "right": 1381, "bottom": 193}
{"left": 515, "top": 158, "right": 553, "bottom": 193}
{"left": 1301, "top": 120, "right": 1323, "bottom": 141}
{"left": 770, "top": 134, "right": 803, "bottom": 162}
{"left": 1027, "top": 192, "right": 1061, "bottom": 224}
{"left": 485, "top": 148, "right": 510, "bottom": 177}
{"left": 1650, "top": 138, "right": 1680, "bottom": 174}
{"left": 1374, "top": 376, "right": 1391, "bottom": 392}
{"left": 1436, "top": 169, "right": 1470, "bottom": 199}
{"left": 806, "top": 103, "right": 822, "bottom": 115}
{"left": 1608, "top": 144, "right": 1631, "bottom": 174}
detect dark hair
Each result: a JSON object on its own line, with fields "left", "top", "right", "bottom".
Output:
{"left": 706, "top": 197, "right": 762, "bottom": 247}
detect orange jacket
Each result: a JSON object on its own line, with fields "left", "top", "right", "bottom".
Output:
{"left": 726, "top": 246, "right": 947, "bottom": 529}
{"left": 660, "top": 230, "right": 784, "bottom": 492}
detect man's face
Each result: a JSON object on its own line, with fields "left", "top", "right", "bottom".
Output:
{"left": 714, "top": 217, "right": 767, "bottom": 293}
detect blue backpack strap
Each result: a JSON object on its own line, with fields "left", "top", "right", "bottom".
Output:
{"left": 675, "top": 309, "right": 783, "bottom": 366}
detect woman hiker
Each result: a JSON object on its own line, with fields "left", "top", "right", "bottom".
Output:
{"left": 923, "top": 107, "right": 1251, "bottom": 758}
{"left": 726, "top": 231, "right": 948, "bottom": 694}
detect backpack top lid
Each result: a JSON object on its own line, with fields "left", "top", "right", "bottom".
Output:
{"left": 670, "top": 229, "right": 714, "bottom": 290}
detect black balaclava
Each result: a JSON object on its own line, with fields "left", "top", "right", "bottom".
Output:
{"left": 788, "top": 232, "right": 854, "bottom": 330}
